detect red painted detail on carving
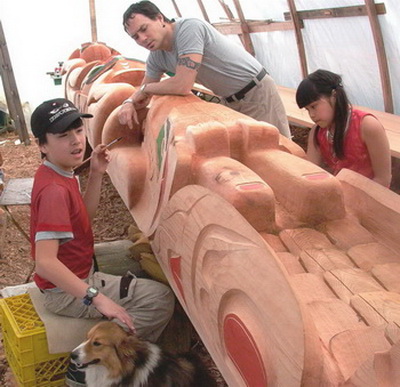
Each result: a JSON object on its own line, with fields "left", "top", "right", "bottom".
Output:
{"left": 302, "top": 172, "right": 329, "bottom": 180}
{"left": 237, "top": 183, "right": 265, "bottom": 191}
{"left": 169, "top": 256, "right": 185, "bottom": 303}
{"left": 224, "top": 314, "right": 267, "bottom": 387}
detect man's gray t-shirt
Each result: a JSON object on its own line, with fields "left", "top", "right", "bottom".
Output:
{"left": 146, "top": 18, "right": 263, "bottom": 97}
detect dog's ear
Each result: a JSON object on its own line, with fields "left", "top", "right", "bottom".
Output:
{"left": 116, "top": 335, "right": 139, "bottom": 360}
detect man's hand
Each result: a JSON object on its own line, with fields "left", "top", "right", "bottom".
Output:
{"left": 93, "top": 293, "right": 136, "bottom": 333}
{"left": 119, "top": 102, "right": 139, "bottom": 129}
{"left": 118, "top": 89, "right": 151, "bottom": 129}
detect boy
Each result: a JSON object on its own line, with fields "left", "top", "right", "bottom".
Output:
{"left": 30, "top": 98, "right": 174, "bottom": 386}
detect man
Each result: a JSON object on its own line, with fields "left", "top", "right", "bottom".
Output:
{"left": 118, "top": 1, "right": 291, "bottom": 138}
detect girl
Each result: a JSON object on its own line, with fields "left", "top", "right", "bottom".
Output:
{"left": 296, "top": 69, "right": 391, "bottom": 187}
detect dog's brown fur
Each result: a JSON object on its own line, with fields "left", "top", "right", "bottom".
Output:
{"left": 71, "top": 321, "right": 217, "bottom": 387}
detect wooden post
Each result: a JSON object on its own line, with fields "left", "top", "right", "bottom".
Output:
{"left": 231, "top": 0, "right": 255, "bottom": 56}
{"left": 0, "top": 21, "right": 30, "bottom": 145}
{"left": 287, "top": 0, "right": 308, "bottom": 78}
{"left": 217, "top": 0, "right": 254, "bottom": 55}
{"left": 89, "top": 0, "right": 98, "bottom": 42}
{"left": 218, "top": 0, "right": 235, "bottom": 21}
{"left": 364, "top": 0, "right": 393, "bottom": 113}
{"left": 196, "top": 0, "right": 210, "bottom": 23}
{"left": 170, "top": 0, "right": 182, "bottom": 18}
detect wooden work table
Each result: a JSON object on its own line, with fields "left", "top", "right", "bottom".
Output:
{"left": 0, "top": 177, "right": 33, "bottom": 243}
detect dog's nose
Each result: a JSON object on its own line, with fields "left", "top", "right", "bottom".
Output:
{"left": 70, "top": 351, "right": 78, "bottom": 360}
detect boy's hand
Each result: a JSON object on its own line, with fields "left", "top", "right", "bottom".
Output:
{"left": 93, "top": 293, "right": 136, "bottom": 333}
{"left": 89, "top": 144, "right": 110, "bottom": 174}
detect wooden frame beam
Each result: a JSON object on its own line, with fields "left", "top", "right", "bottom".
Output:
{"left": 170, "top": 0, "right": 182, "bottom": 18}
{"left": 89, "top": 0, "right": 97, "bottom": 42}
{"left": 217, "top": 0, "right": 253, "bottom": 55}
{"left": 213, "top": 21, "right": 294, "bottom": 35}
{"left": 231, "top": 0, "right": 255, "bottom": 55}
{"left": 284, "top": 3, "right": 386, "bottom": 22}
{"left": 196, "top": 0, "right": 210, "bottom": 23}
{"left": 364, "top": 0, "right": 393, "bottom": 113}
{"left": 0, "top": 21, "right": 30, "bottom": 145}
{"left": 218, "top": 0, "right": 235, "bottom": 21}
{"left": 287, "top": 0, "right": 308, "bottom": 78}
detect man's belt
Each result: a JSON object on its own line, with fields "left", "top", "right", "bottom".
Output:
{"left": 225, "top": 68, "right": 268, "bottom": 103}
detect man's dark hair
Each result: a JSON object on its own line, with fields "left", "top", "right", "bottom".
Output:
{"left": 123, "top": 1, "right": 171, "bottom": 31}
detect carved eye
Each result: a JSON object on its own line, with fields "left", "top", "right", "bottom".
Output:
{"left": 92, "top": 341, "right": 101, "bottom": 347}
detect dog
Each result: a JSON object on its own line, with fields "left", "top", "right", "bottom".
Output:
{"left": 70, "top": 321, "right": 218, "bottom": 387}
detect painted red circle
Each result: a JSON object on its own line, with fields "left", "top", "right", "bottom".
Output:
{"left": 224, "top": 313, "right": 267, "bottom": 386}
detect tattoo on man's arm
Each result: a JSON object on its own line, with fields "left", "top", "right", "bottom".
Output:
{"left": 178, "top": 57, "right": 201, "bottom": 71}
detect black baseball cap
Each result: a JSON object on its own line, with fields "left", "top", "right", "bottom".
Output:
{"left": 31, "top": 98, "right": 93, "bottom": 138}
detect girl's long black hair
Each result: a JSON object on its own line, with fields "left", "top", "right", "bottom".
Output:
{"left": 296, "top": 69, "right": 351, "bottom": 158}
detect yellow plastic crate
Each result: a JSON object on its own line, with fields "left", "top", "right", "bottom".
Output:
{"left": 3, "top": 334, "right": 69, "bottom": 386}
{"left": 0, "top": 293, "right": 69, "bottom": 386}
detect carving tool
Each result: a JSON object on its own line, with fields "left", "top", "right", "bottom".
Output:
{"left": 74, "top": 136, "right": 123, "bottom": 170}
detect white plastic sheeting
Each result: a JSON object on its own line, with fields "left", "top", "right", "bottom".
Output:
{"left": 151, "top": 0, "right": 400, "bottom": 113}
{"left": 292, "top": 0, "right": 400, "bottom": 113}
{"left": 1, "top": 0, "right": 399, "bottom": 113}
